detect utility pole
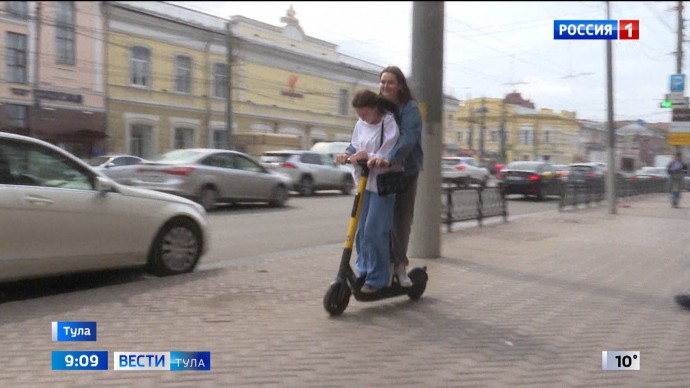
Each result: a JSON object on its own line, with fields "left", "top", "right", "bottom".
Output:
{"left": 409, "top": 1, "right": 444, "bottom": 259}
{"left": 676, "top": 1, "right": 684, "bottom": 155}
{"left": 606, "top": 1, "right": 617, "bottom": 214}
{"left": 678, "top": 1, "right": 684, "bottom": 75}
{"left": 30, "top": 2, "right": 42, "bottom": 138}
{"left": 478, "top": 97, "right": 486, "bottom": 163}
{"left": 225, "top": 20, "right": 234, "bottom": 149}
{"left": 499, "top": 97, "right": 507, "bottom": 164}
{"left": 467, "top": 104, "right": 474, "bottom": 152}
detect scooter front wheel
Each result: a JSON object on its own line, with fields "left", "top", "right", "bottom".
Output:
{"left": 323, "top": 280, "right": 351, "bottom": 316}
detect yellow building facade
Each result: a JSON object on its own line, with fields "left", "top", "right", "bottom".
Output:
{"left": 102, "top": 3, "right": 381, "bottom": 159}
{"left": 103, "top": 2, "right": 229, "bottom": 158}
{"left": 449, "top": 94, "right": 580, "bottom": 165}
{"left": 229, "top": 11, "right": 380, "bottom": 155}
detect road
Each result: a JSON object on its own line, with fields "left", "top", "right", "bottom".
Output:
{"left": 200, "top": 191, "right": 560, "bottom": 268}
{"left": 0, "top": 190, "right": 559, "bottom": 303}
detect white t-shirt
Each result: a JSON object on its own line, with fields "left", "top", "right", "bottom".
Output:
{"left": 350, "top": 112, "right": 401, "bottom": 192}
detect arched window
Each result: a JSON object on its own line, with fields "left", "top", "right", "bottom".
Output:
{"left": 174, "top": 128, "right": 194, "bottom": 149}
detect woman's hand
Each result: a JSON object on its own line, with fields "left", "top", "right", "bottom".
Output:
{"left": 367, "top": 156, "right": 391, "bottom": 169}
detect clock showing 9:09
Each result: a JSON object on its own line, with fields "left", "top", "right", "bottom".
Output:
{"left": 52, "top": 351, "right": 108, "bottom": 370}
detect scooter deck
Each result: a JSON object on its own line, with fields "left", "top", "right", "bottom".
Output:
{"left": 351, "top": 267, "right": 427, "bottom": 302}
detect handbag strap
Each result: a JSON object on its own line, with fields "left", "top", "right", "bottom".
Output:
{"left": 378, "top": 120, "right": 384, "bottom": 151}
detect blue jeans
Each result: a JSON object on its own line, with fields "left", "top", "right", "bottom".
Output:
{"left": 354, "top": 190, "right": 396, "bottom": 289}
{"left": 671, "top": 178, "right": 682, "bottom": 206}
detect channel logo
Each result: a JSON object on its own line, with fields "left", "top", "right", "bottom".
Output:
{"left": 554, "top": 20, "right": 639, "bottom": 40}
{"left": 114, "top": 351, "right": 211, "bottom": 371}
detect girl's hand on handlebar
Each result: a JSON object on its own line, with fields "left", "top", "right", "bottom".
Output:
{"left": 334, "top": 153, "right": 350, "bottom": 165}
{"left": 350, "top": 151, "right": 369, "bottom": 165}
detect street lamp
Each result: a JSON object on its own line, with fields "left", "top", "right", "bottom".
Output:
{"left": 474, "top": 103, "right": 489, "bottom": 163}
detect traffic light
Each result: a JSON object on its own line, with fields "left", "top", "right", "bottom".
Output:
{"left": 661, "top": 100, "right": 673, "bottom": 108}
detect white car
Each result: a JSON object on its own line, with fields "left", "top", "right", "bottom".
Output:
{"left": 86, "top": 154, "right": 145, "bottom": 184}
{"left": 260, "top": 150, "right": 354, "bottom": 196}
{"left": 310, "top": 141, "right": 351, "bottom": 155}
{"left": 442, "top": 156, "right": 491, "bottom": 186}
{"left": 0, "top": 132, "right": 209, "bottom": 283}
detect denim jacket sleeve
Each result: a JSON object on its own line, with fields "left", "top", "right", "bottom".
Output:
{"left": 386, "top": 100, "right": 422, "bottom": 167}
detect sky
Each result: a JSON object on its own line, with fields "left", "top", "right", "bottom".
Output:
{"left": 168, "top": 1, "right": 683, "bottom": 123}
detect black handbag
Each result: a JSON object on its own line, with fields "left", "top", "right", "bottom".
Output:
{"left": 377, "top": 171, "right": 409, "bottom": 196}
{"left": 374, "top": 120, "right": 408, "bottom": 196}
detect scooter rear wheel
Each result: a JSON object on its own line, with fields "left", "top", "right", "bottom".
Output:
{"left": 406, "top": 267, "right": 428, "bottom": 300}
{"left": 323, "top": 280, "right": 351, "bottom": 316}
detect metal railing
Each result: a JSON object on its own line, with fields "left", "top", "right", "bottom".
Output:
{"left": 441, "top": 177, "right": 671, "bottom": 232}
{"left": 559, "top": 177, "right": 669, "bottom": 210}
{"left": 441, "top": 184, "right": 507, "bottom": 232}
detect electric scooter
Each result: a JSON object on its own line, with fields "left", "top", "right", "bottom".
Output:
{"left": 323, "top": 160, "right": 428, "bottom": 316}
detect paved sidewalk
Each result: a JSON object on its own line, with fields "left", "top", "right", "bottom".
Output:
{"left": 1, "top": 193, "right": 690, "bottom": 387}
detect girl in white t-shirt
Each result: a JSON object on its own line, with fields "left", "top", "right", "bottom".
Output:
{"left": 336, "top": 89, "right": 400, "bottom": 293}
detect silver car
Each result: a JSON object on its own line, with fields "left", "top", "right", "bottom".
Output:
{"left": 0, "top": 132, "right": 209, "bottom": 283}
{"left": 130, "top": 148, "right": 292, "bottom": 211}
{"left": 86, "top": 154, "right": 145, "bottom": 184}
{"left": 442, "top": 156, "right": 491, "bottom": 186}
{"left": 260, "top": 150, "right": 354, "bottom": 196}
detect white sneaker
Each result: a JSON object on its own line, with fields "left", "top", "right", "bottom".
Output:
{"left": 395, "top": 264, "right": 413, "bottom": 287}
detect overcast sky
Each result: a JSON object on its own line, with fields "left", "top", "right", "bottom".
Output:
{"left": 169, "top": 1, "right": 682, "bottom": 123}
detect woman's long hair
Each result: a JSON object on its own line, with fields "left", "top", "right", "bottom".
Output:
{"left": 379, "top": 65, "right": 414, "bottom": 105}
{"left": 351, "top": 89, "right": 401, "bottom": 125}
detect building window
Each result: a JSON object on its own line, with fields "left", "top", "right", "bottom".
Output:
{"left": 174, "top": 128, "right": 194, "bottom": 149}
{"left": 130, "top": 124, "right": 153, "bottom": 158}
{"left": 490, "top": 129, "right": 498, "bottom": 143}
{"left": 339, "top": 89, "right": 348, "bottom": 115}
{"left": 130, "top": 46, "right": 150, "bottom": 87}
{"left": 543, "top": 129, "right": 551, "bottom": 144}
{"left": 520, "top": 125, "right": 534, "bottom": 145}
{"left": 213, "top": 63, "right": 228, "bottom": 98}
{"left": 456, "top": 130, "right": 463, "bottom": 144}
{"left": 6, "top": 32, "right": 27, "bottom": 83}
{"left": 55, "top": 2, "right": 75, "bottom": 65}
{"left": 6, "top": 1, "right": 28, "bottom": 19}
{"left": 174, "top": 55, "right": 192, "bottom": 93}
{"left": 6, "top": 104, "right": 27, "bottom": 129}
{"left": 212, "top": 129, "right": 226, "bottom": 149}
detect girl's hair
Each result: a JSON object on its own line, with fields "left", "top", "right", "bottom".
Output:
{"left": 379, "top": 65, "right": 414, "bottom": 105}
{"left": 351, "top": 89, "right": 401, "bottom": 124}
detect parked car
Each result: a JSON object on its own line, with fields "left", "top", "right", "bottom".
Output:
{"left": 86, "top": 154, "right": 145, "bottom": 184}
{"left": 500, "top": 161, "right": 561, "bottom": 200}
{"left": 310, "top": 141, "right": 351, "bottom": 156}
{"left": 0, "top": 132, "right": 208, "bottom": 283}
{"left": 633, "top": 166, "right": 669, "bottom": 181}
{"left": 553, "top": 164, "right": 570, "bottom": 179}
{"left": 310, "top": 141, "right": 355, "bottom": 174}
{"left": 260, "top": 150, "right": 354, "bottom": 196}
{"left": 441, "top": 156, "right": 491, "bottom": 186}
{"left": 567, "top": 162, "right": 606, "bottom": 188}
{"left": 130, "top": 148, "right": 292, "bottom": 211}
